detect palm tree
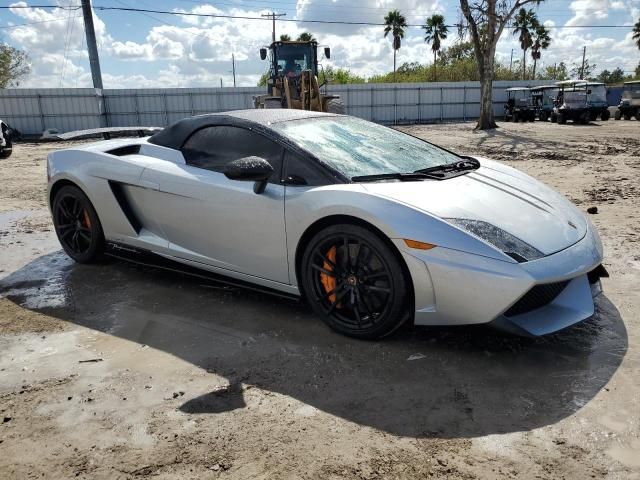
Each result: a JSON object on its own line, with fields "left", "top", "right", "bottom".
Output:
{"left": 297, "top": 32, "right": 316, "bottom": 42}
{"left": 383, "top": 10, "right": 407, "bottom": 82}
{"left": 423, "top": 14, "right": 448, "bottom": 82}
{"left": 633, "top": 18, "right": 640, "bottom": 49}
{"left": 530, "top": 24, "right": 551, "bottom": 79}
{"left": 512, "top": 8, "right": 537, "bottom": 80}
{"left": 279, "top": 34, "right": 291, "bottom": 41}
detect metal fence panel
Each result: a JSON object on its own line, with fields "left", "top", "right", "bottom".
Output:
{"left": 0, "top": 80, "right": 550, "bottom": 135}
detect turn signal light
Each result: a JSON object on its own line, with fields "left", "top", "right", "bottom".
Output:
{"left": 403, "top": 239, "right": 437, "bottom": 250}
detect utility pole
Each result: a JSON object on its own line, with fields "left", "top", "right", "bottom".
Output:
{"left": 232, "top": 53, "right": 236, "bottom": 88}
{"left": 580, "top": 45, "right": 586, "bottom": 80}
{"left": 220, "top": 78, "right": 223, "bottom": 88}
{"left": 261, "top": 12, "right": 286, "bottom": 42}
{"left": 553, "top": 62, "right": 557, "bottom": 80}
{"left": 509, "top": 48, "right": 514, "bottom": 76}
{"left": 81, "top": 0, "right": 103, "bottom": 89}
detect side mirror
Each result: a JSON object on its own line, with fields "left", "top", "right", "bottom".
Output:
{"left": 260, "top": 48, "right": 267, "bottom": 60}
{"left": 324, "top": 47, "right": 331, "bottom": 59}
{"left": 224, "top": 156, "right": 274, "bottom": 194}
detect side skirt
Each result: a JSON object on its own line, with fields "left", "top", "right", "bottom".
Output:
{"left": 105, "top": 242, "right": 301, "bottom": 302}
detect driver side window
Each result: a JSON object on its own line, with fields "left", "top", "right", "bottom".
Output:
{"left": 181, "top": 126, "right": 283, "bottom": 182}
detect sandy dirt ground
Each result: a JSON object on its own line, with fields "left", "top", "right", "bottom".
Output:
{"left": 1, "top": 121, "right": 639, "bottom": 479}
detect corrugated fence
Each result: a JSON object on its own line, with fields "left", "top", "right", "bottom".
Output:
{"left": 0, "top": 80, "right": 547, "bottom": 136}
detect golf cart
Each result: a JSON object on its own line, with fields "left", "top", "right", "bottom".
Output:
{"left": 530, "top": 85, "right": 558, "bottom": 121}
{"left": 504, "top": 87, "right": 535, "bottom": 122}
{"left": 552, "top": 80, "right": 610, "bottom": 124}
{"left": 614, "top": 80, "right": 640, "bottom": 120}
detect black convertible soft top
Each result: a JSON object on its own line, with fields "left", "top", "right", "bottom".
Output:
{"left": 148, "top": 109, "right": 338, "bottom": 150}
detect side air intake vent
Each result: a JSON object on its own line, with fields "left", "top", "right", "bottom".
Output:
{"left": 504, "top": 280, "right": 570, "bottom": 317}
{"left": 106, "top": 145, "right": 141, "bottom": 156}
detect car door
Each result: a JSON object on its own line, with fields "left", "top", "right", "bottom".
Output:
{"left": 140, "top": 125, "right": 289, "bottom": 284}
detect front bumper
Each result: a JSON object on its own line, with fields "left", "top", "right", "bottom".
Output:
{"left": 394, "top": 221, "right": 604, "bottom": 336}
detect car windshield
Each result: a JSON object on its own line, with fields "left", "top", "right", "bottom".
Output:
{"left": 272, "top": 116, "right": 460, "bottom": 179}
{"left": 588, "top": 85, "right": 606, "bottom": 102}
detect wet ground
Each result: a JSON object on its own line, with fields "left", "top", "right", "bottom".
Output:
{"left": 1, "top": 121, "right": 639, "bottom": 479}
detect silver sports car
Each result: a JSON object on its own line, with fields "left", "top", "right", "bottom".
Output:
{"left": 47, "top": 110, "right": 607, "bottom": 339}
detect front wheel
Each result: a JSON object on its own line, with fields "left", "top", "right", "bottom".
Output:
{"left": 301, "top": 224, "right": 410, "bottom": 339}
{"left": 0, "top": 137, "right": 12, "bottom": 159}
{"left": 614, "top": 110, "right": 621, "bottom": 120}
{"left": 52, "top": 185, "right": 105, "bottom": 263}
{"left": 557, "top": 113, "right": 566, "bottom": 124}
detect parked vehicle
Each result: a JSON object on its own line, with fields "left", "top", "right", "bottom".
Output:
{"left": 47, "top": 110, "right": 607, "bottom": 338}
{"left": 0, "top": 120, "right": 20, "bottom": 159}
{"left": 614, "top": 80, "right": 640, "bottom": 120}
{"left": 530, "top": 85, "right": 558, "bottom": 121}
{"left": 504, "top": 87, "right": 535, "bottom": 122}
{"left": 551, "top": 80, "right": 610, "bottom": 124}
{"left": 254, "top": 40, "right": 344, "bottom": 113}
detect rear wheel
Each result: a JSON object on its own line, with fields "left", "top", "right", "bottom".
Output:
{"left": 624, "top": 113, "right": 632, "bottom": 120}
{"left": 301, "top": 224, "right": 410, "bottom": 339}
{"left": 325, "top": 98, "right": 345, "bottom": 114}
{"left": 557, "top": 112, "right": 566, "bottom": 124}
{"left": 614, "top": 110, "right": 621, "bottom": 120}
{"left": 0, "top": 137, "right": 12, "bottom": 159}
{"left": 512, "top": 112, "right": 519, "bottom": 122}
{"left": 550, "top": 112, "right": 557, "bottom": 123}
{"left": 52, "top": 185, "right": 104, "bottom": 263}
{"left": 601, "top": 109, "right": 610, "bottom": 121}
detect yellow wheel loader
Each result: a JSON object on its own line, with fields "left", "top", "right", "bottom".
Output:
{"left": 254, "top": 40, "right": 345, "bottom": 114}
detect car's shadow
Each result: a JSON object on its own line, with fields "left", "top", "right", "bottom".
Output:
{"left": 0, "top": 251, "right": 628, "bottom": 439}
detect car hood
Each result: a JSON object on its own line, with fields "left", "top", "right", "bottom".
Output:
{"left": 361, "top": 158, "right": 587, "bottom": 256}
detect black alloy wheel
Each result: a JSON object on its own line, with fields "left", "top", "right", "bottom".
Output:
{"left": 301, "top": 224, "right": 410, "bottom": 339}
{"left": 52, "top": 185, "right": 104, "bottom": 263}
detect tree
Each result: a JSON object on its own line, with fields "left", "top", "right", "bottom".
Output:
{"left": 279, "top": 34, "right": 291, "bottom": 41}
{"left": 459, "top": 0, "right": 543, "bottom": 130}
{"left": 530, "top": 23, "right": 551, "bottom": 79}
{"left": 297, "top": 32, "right": 316, "bottom": 42}
{"left": 512, "top": 8, "right": 538, "bottom": 80}
{"left": 0, "top": 45, "right": 31, "bottom": 88}
{"left": 570, "top": 59, "right": 596, "bottom": 80}
{"left": 383, "top": 10, "right": 407, "bottom": 82}
{"left": 423, "top": 14, "right": 448, "bottom": 81}
{"left": 633, "top": 18, "right": 640, "bottom": 49}
{"left": 541, "top": 61, "right": 567, "bottom": 80}
{"left": 597, "top": 67, "right": 625, "bottom": 84}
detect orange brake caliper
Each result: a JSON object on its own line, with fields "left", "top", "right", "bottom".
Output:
{"left": 320, "top": 246, "right": 337, "bottom": 304}
{"left": 82, "top": 210, "right": 92, "bottom": 229}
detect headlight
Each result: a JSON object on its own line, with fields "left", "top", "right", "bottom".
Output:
{"left": 444, "top": 218, "right": 543, "bottom": 262}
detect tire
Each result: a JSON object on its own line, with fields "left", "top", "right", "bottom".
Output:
{"left": 52, "top": 185, "right": 105, "bottom": 263}
{"left": 551, "top": 112, "right": 557, "bottom": 123}
{"left": 635, "top": 113, "right": 640, "bottom": 121}
{"left": 325, "top": 98, "right": 345, "bottom": 114}
{"left": 301, "top": 223, "right": 410, "bottom": 339}
{"left": 0, "top": 138, "right": 12, "bottom": 159}
{"left": 624, "top": 113, "right": 632, "bottom": 121}
{"left": 528, "top": 112, "right": 535, "bottom": 122}
{"left": 512, "top": 112, "right": 519, "bottom": 122}
{"left": 557, "top": 113, "right": 566, "bottom": 124}
{"left": 601, "top": 109, "right": 610, "bottom": 121}
{"left": 614, "top": 110, "right": 621, "bottom": 120}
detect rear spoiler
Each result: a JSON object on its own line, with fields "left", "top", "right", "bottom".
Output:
{"left": 52, "top": 126, "right": 162, "bottom": 141}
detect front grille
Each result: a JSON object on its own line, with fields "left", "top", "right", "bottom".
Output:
{"left": 504, "top": 281, "right": 570, "bottom": 317}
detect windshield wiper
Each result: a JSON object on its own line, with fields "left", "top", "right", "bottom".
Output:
{"left": 414, "top": 157, "right": 480, "bottom": 175}
{"left": 351, "top": 172, "right": 438, "bottom": 183}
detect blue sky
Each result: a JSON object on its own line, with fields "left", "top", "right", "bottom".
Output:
{"left": 1, "top": 0, "right": 639, "bottom": 87}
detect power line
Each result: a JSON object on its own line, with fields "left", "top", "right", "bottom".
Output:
{"left": 91, "top": 6, "right": 636, "bottom": 29}
{"left": 0, "top": 4, "right": 634, "bottom": 29}
{"left": 0, "top": 16, "right": 80, "bottom": 29}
